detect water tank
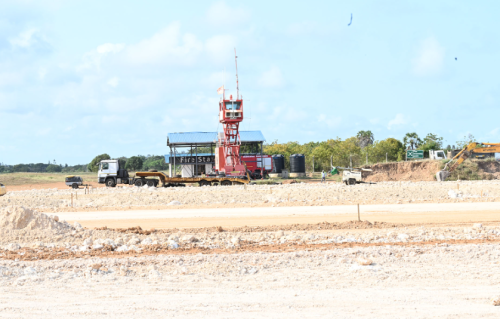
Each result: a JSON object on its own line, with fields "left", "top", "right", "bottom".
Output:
{"left": 272, "top": 154, "right": 285, "bottom": 173}
{"left": 290, "top": 154, "right": 306, "bottom": 173}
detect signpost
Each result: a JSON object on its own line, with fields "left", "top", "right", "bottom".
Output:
{"left": 406, "top": 150, "right": 424, "bottom": 160}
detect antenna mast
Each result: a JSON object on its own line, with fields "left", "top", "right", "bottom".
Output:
{"left": 234, "top": 48, "right": 239, "bottom": 99}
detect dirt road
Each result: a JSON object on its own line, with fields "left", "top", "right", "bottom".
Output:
{"left": 50, "top": 202, "right": 500, "bottom": 229}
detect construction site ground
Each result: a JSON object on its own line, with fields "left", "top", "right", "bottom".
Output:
{"left": 2, "top": 166, "right": 500, "bottom": 317}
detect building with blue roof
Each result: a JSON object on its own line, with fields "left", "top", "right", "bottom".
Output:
{"left": 165, "top": 131, "right": 266, "bottom": 177}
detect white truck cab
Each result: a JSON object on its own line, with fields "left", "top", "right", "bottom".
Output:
{"left": 429, "top": 150, "right": 446, "bottom": 160}
{"left": 98, "top": 160, "right": 129, "bottom": 187}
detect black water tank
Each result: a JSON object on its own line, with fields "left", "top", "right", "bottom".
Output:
{"left": 290, "top": 154, "right": 306, "bottom": 173}
{"left": 272, "top": 154, "right": 285, "bottom": 173}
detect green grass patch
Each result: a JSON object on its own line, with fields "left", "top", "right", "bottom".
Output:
{"left": 0, "top": 172, "right": 96, "bottom": 186}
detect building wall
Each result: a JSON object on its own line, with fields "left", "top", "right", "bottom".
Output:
{"left": 181, "top": 164, "right": 213, "bottom": 177}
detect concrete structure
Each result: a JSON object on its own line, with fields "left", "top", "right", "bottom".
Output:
{"left": 166, "top": 131, "right": 266, "bottom": 177}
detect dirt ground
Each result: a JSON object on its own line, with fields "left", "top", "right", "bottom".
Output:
{"left": 3, "top": 171, "right": 500, "bottom": 317}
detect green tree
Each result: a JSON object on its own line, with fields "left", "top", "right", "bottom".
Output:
{"left": 87, "top": 154, "right": 111, "bottom": 173}
{"left": 125, "top": 156, "right": 144, "bottom": 171}
{"left": 403, "top": 133, "right": 422, "bottom": 150}
{"left": 12, "top": 164, "right": 30, "bottom": 172}
{"left": 456, "top": 133, "right": 477, "bottom": 149}
{"left": 367, "top": 138, "right": 404, "bottom": 163}
{"left": 356, "top": 130, "right": 374, "bottom": 149}
{"left": 143, "top": 156, "right": 168, "bottom": 171}
{"left": 46, "top": 164, "right": 62, "bottom": 172}
{"left": 330, "top": 137, "right": 362, "bottom": 168}
{"left": 419, "top": 133, "right": 443, "bottom": 151}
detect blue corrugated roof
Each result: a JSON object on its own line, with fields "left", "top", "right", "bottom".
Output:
{"left": 168, "top": 132, "right": 217, "bottom": 145}
{"left": 168, "top": 131, "right": 265, "bottom": 145}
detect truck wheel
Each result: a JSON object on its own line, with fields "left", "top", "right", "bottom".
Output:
{"left": 221, "top": 180, "right": 232, "bottom": 186}
{"left": 146, "top": 180, "right": 155, "bottom": 187}
{"left": 199, "top": 180, "right": 211, "bottom": 187}
{"left": 72, "top": 183, "right": 79, "bottom": 189}
{"left": 348, "top": 178, "right": 356, "bottom": 185}
{"left": 105, "top": 178, "right": 116, "bottom": 187}
{"left": 134, "top": 179, "right": 144, "bottom": 187}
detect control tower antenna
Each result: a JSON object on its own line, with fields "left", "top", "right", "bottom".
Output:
{"left": 234, "top": 48, "right": 239, "bottom": 100}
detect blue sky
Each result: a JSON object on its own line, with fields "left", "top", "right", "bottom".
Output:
{"left": 1, "top": 0, "right": 499, "bottom": 165}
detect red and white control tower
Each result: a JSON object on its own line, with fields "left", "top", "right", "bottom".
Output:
{"left": 215, "top": 49, "right": 246, "bottom": 177}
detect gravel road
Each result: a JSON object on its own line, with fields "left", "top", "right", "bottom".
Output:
{"left": 3, "top": 181, "right": 500, "bottom": 317}
{"left": 2, "top": 243, "right": 500, "bottom": 318}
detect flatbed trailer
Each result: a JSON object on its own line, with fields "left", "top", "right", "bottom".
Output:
{"left": 98, "top": 159, "right": 251, "bottom": 187}
{"left": 132, "top": 171, "right": 250, "bottom": 187}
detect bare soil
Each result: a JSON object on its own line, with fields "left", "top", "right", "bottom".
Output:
{"left": 3, "top": 169, "right": 500, "bottom": 317}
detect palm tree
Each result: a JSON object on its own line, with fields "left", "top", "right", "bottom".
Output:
{"left": 403, "top": 133, "right": 422, "bottom": 150}
{"left": 356, "top": 130, "right": 374, "bottom": 149}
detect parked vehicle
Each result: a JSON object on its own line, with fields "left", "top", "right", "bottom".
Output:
{"left": 65, "top": 176, "right": 84, "bottom": 189}
{"left": 97, "top": 159, "right": 250, "bottom": 187}
{"left": 332, "top": 166, "right": 373, "bottom": 186}
{"left": 342, "top": 170, "right": 362, "bottom": 185}
{"left": 429, "top": 150, "right": 447, "bottom": 160}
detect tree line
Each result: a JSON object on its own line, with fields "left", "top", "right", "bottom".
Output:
{"left": 87, "top": 154, "right": 169, "bottom": 172}
{"left": 263, "top": 131, "right": 457, "bottom": 172}
{"left": 0, "top": 131, "right": 477, "bottom": 174}
{"left": 0, "top": 154, "right": 169, "bottom": 174}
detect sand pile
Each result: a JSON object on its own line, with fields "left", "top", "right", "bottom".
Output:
{"left": 0, "top": 206, "right": 72, "bottom": 231}
{"left": 363, "top": 161, "right": 439, "bottom": 182}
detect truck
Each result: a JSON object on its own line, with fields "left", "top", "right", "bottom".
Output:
{"left": 97, "top": 159, "right": 250, "bottom": 187}
{"left": 241, "top": 154, "right": 273, "bottom": 179}
{"left": 429, "top": 150, "right": 447, "bottom": 160}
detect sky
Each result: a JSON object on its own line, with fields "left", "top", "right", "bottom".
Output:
{"left": 1, "top": 0, "right": 500, "bottom": 165}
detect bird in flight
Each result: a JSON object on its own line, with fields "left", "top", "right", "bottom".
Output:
{"left": 455, "top": 57, "right": 457, "bottom": 61}
{"left": 348, "top": 13, "right": 353, "bottom": 26}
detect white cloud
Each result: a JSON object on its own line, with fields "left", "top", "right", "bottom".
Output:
{"left": 38, "top": 67, "right": 47, "bottom": 80}
{"left": 107, "top": 77, "right": 119, "bottom": 88}
{"left": 9, "top": 28, "right": 41, "bottom": 48}
{"left": 258, "top": 66, "right": 284, "bottom": 88}
{"left": 206, "top": 2, "right": 250, "bottom": 27}
{"left": 412, "top": 37, "right": 445, "bottom": 76}
{"left": 97, "top": 43, "right": 125, "bottom": 54}
{"left": 79, "top": 43, "right": 125, "bottom": 71}
{"left": 387, "top": 113, "right": 407, "bottom": 129}
{"left": 125, "top": 22, "right": 202, "bottom": 66}
{"left": 206, "top": 35, "right": 238, "bottom": 64}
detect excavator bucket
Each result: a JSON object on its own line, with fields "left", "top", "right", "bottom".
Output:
{"left": 436, "top": 170, "right": 450, "bottom": 182}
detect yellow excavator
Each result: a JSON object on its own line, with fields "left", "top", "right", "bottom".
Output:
{"left": 436, "top": 142, "right": 500, "bottom": 181}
